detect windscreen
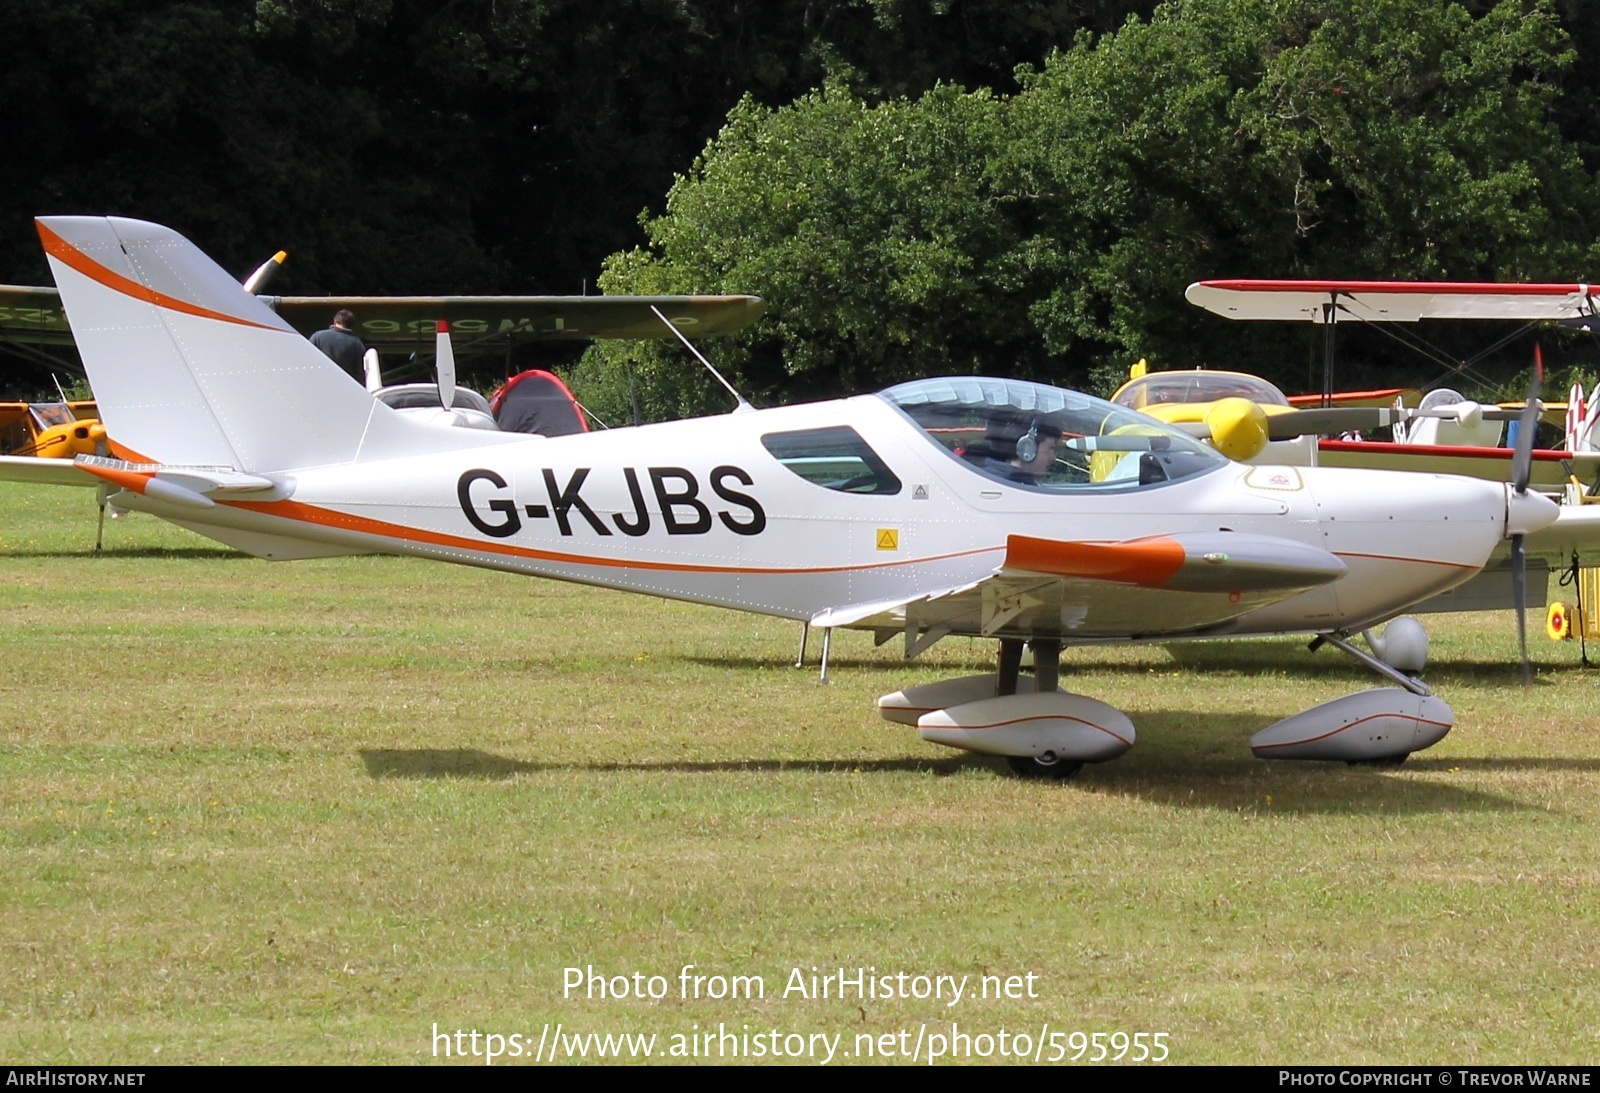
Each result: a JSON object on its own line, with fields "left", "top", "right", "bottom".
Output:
{"left": 881, "top": 377, "right": 1228, "bottom": 491}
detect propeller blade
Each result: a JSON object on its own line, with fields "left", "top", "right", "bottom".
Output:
{"left": 1511, "top": 345, "right": 1544, "bottom": 496}
{"left": 1508, "top": 345, "right": 1545, "bottom": 687}
{"left": 362, "top": 348, "right": 383, "bottom": 394}
{"left": 1265, "top": 407, "right": 1397, "bottom": 440}
{"left": 242, "top": 250, "right": 287, "bottom": 294}
{"left": 1264, "top": 404, "right": 1515, "bottom": 442}
{"left": 435, "top": 320, "right": 456, "bottom": 412}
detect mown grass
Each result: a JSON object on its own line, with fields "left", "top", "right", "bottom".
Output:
{"left": 1, "top": 481, "right": 1597, "bottom": 1064}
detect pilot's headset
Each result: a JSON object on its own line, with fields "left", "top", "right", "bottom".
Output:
{"left": 1015, "top": 421, "right": 1042, "bottom": 463}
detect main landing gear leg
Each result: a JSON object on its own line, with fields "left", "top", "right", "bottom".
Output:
{"left": 1031, "top": 639, "right": 1061, "bottom": 694}
{"left": 997, "top": 639, "right": 1024, "bottom": 697}
{"left": 1005, "top": 638, "right": 1080, "bottom": 780}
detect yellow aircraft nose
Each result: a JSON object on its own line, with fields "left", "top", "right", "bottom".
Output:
{"left": 1204, "top": 396, "right": 1269, "bottom": 461}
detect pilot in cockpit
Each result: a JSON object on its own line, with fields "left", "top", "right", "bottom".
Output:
{"left": 971, "top": 418, "right": 1062, "bottom": 484}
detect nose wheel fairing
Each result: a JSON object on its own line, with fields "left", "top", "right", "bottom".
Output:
{"left": 1249, "top": 689, "right": 1453, "bottom": 762}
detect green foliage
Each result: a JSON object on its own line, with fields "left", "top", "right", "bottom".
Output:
{"left": 1010, "top": 0, "right": 1600, "bottom": 382}
{"left": 1, "top": 0, "right": 1154, "bottom": 394}
{"left": 573, "top": 84, "right": 1064, "bottom": 422}
{"left": 581, "top": 0, "right": 1600, "bottom": 415}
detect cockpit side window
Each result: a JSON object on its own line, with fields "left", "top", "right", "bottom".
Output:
{"left": 761, "top": 425, "right": 902, "bottom": 495}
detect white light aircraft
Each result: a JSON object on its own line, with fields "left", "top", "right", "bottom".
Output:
{"left": 35, "top": 217, "right": 1564, "bottom": 777}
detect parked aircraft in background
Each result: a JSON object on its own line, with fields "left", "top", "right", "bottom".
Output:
{"left": 28, "top": 215, "right": 1566, "bottom": 777}
{"left": 0, "top": 258, "right": 759, "bottom": 488}
{"left": 1177, "top": 279, "right": 1600, "bottom": 490}
{"left": 1108, "top": 362, "right": 1581, "bottom": 490}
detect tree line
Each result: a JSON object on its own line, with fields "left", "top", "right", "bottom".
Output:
{"left": 4, "top": 1, "right": 1598, "bottom": 409}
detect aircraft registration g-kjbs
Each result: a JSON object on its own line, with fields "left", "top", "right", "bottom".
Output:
{"left": 36, "top": 216, "right": 1561, "bottom": 777}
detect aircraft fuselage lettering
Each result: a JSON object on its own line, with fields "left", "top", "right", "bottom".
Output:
{"left": 651, "top": 467, "right": 711, "bottom": 535}
{"left": 710, "top": 466, "right": 766, "bottom": 535}
{"left": 543, "top": 467, "right": 612, "bottom": 537}
{"left": 456, "top": 466, "right": 767, "bottom": 540}
{"left": 614, "top": 468, "right": 651, "bottom": 536}
{"left": 457, "top": 468, "right": 521, "bottom": 538}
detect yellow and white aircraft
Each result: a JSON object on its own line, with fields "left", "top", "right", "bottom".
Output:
{"left": 1181, "top": 278, "right": 1600, "bottom": 489}
{"left": 32, "top": 217, "right": 1564, "bottom": 776}
{"left": 0, "top": 399, "right": 104, "bottom": 475}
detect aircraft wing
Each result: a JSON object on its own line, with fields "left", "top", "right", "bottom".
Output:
{"left": 1315, "top": 440, "right": 1600, "bottom": 495}
{"left": 0, "top": 284, "right": 74, "bottom": 347}
{"left": 0, "top": 453, "right": 98, "bottom": 487}
{"left": 813, "top": 531, "right": 1348, "bottom": 647}
{"left": 264, "top": 294, "right": 765, "bottom": 352}
{"left": 0, "top": 285, "right": 765, "bottom": 356}
{"left": 1285, "top": 387, "right": 1420, "bottom": 409}
{"left": 1187, "top": 279, "right": 1598, "bottom": 323}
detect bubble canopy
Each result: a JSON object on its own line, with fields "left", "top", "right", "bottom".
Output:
{"left": 879, "top": 377, "right": 1228, "bottom": 491}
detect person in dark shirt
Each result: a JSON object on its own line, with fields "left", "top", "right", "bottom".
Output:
{"left": 309, "top": 309, "right": 366, "bottom": 383}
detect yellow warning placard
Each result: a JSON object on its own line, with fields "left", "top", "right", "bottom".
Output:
{"left": 876, "top": 528, "right": 899, "bottom": 551}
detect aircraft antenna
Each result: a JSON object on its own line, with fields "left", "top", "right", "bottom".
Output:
{"left": 51, "top": 373, "right": 69, "bottom": 402}
{"left": 571, "top": 397, "right": 611, "bottom": 430}
{"left": 650, "top": 305, "right": 754, "bottom": 412}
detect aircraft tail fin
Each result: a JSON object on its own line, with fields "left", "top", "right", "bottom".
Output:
{"left": 38, "top": 216, "right": 477, "bottom": 472}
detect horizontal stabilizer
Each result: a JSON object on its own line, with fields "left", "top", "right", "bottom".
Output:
{"left": 1188, "top": 279, "right": 1597, "bottom": 323}
{"left": 74, "top": 455, "right": 287, "bottom": 508}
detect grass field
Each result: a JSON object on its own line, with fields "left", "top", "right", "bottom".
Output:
{"left": 2, "top": 481, "right": 1597, "bottom": 1065}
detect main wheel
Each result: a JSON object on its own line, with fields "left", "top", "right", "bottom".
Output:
{"left": 1005, "top": 755, "right": 1084, "bottom": 780}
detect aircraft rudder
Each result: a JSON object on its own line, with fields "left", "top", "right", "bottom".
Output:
{"left": 40, "top": 216, "right": 383, "bottom": 473}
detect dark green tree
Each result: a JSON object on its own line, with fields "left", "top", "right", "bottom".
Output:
{"left": 576, "top": 0, "right": 1600, "bottom": 420}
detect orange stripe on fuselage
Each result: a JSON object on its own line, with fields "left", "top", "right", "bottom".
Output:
{"left": 1333, "top": 550, "right": 1477, "bottom": 571}
{"left": 36, "top": 221, "right": 282, "bottom": 333}
{"left": 106, "top": 439, "right": 156, "bottom": 464}
{"left": 221, "top": 496, "right": 999, "bottom": 576}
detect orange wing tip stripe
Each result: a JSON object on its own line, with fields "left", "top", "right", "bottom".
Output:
{"left": 36, "top": 220, "right": 281, "bottom": 333}
{"left": 1006, "top": 534, "right": 1186, "bottom": 588}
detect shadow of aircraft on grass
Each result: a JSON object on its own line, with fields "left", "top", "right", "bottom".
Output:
{"left": 358, "top": 743, "right": 1554, "bottom": 816}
